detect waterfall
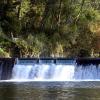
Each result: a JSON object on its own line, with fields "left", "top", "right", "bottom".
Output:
{"left": 12, "top": 59, "right": 100, "bottom": 81}
{"left": 0, "top": 62, "right": 3, "bottom": 80}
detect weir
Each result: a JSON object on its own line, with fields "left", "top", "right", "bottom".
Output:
{"left": 0, "top": 58, "right": 100, "bottom": 81}
{"left": 12, "top": 58, "right": 100, "bottom": 81}
{"left": 0, "top": 58, "right": 15, "bottom": 80}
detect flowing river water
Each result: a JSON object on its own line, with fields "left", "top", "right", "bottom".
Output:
{"left": 0, "top": 81, "right": 100, "bottom": 100}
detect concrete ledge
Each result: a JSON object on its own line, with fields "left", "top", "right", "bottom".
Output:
{"left": 18, "top": 57, "right": 100, "bottom": 65}
{"left": 76, "top": 58, "right": 100, "bottom": 65}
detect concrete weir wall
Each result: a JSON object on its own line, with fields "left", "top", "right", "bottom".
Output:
{"left": 0, "top": 58, "right": 100, "bottom": 80}
{"left": 76, "top": 58, "right": 100, "bottom": 65}
{"left": 0, "top": 58, "right": 15, "bottom": 80}
{"left": 18, "top": 57, "right": 100, "bottom": 65}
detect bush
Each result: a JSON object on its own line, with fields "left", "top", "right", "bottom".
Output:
{"left": 0, "top": 48, "right": 10, "bottom": 57}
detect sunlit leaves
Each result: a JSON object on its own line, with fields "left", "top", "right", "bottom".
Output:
{"left": 19, "top": 0, "right": 31, "bottom": 19}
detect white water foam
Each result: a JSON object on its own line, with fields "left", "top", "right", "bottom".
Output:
{"left": 1, "top": 79, "right": 100, "bottom": 83}
{"left": 11, "top": 61, "right": 100, "bottom": 81}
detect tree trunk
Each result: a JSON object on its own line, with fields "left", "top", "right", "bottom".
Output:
{"left": 57, "top": 0, "right": 63, "bottom": 28}
{"left": 75, "top": 0, "right": 85, "bottom": 22}
{"left": 17, "top": 0, "right": 23, "bottom": 19}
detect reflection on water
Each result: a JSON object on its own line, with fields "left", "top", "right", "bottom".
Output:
{"left": 0, "top": 82, "right": 100, "bottom": 100}
{"left": 0, "top": 83, "right": 15, "bottom": 100}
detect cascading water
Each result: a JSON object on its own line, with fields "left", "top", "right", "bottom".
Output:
{"left": 11, "top": 59, "right": 100, "bottom": 81}
{"left": 0, "top": 62, "right": 3, "bottom": 80}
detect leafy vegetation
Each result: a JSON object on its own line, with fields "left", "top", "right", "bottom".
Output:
{"left": 0, "top": 0, "right": 100, "bottom": 58}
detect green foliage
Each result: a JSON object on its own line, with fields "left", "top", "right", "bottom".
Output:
{"left": 19, "top": 0, "right": 31, "bottom": 19}
{"left": 0, "top": 48, "right": 9, "bottom": 57}
{"left": 0, "top": 0, "right": 100, "bottom": 57}
{"left": 15, "top": 33, "right": 47, "bottom": 57}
